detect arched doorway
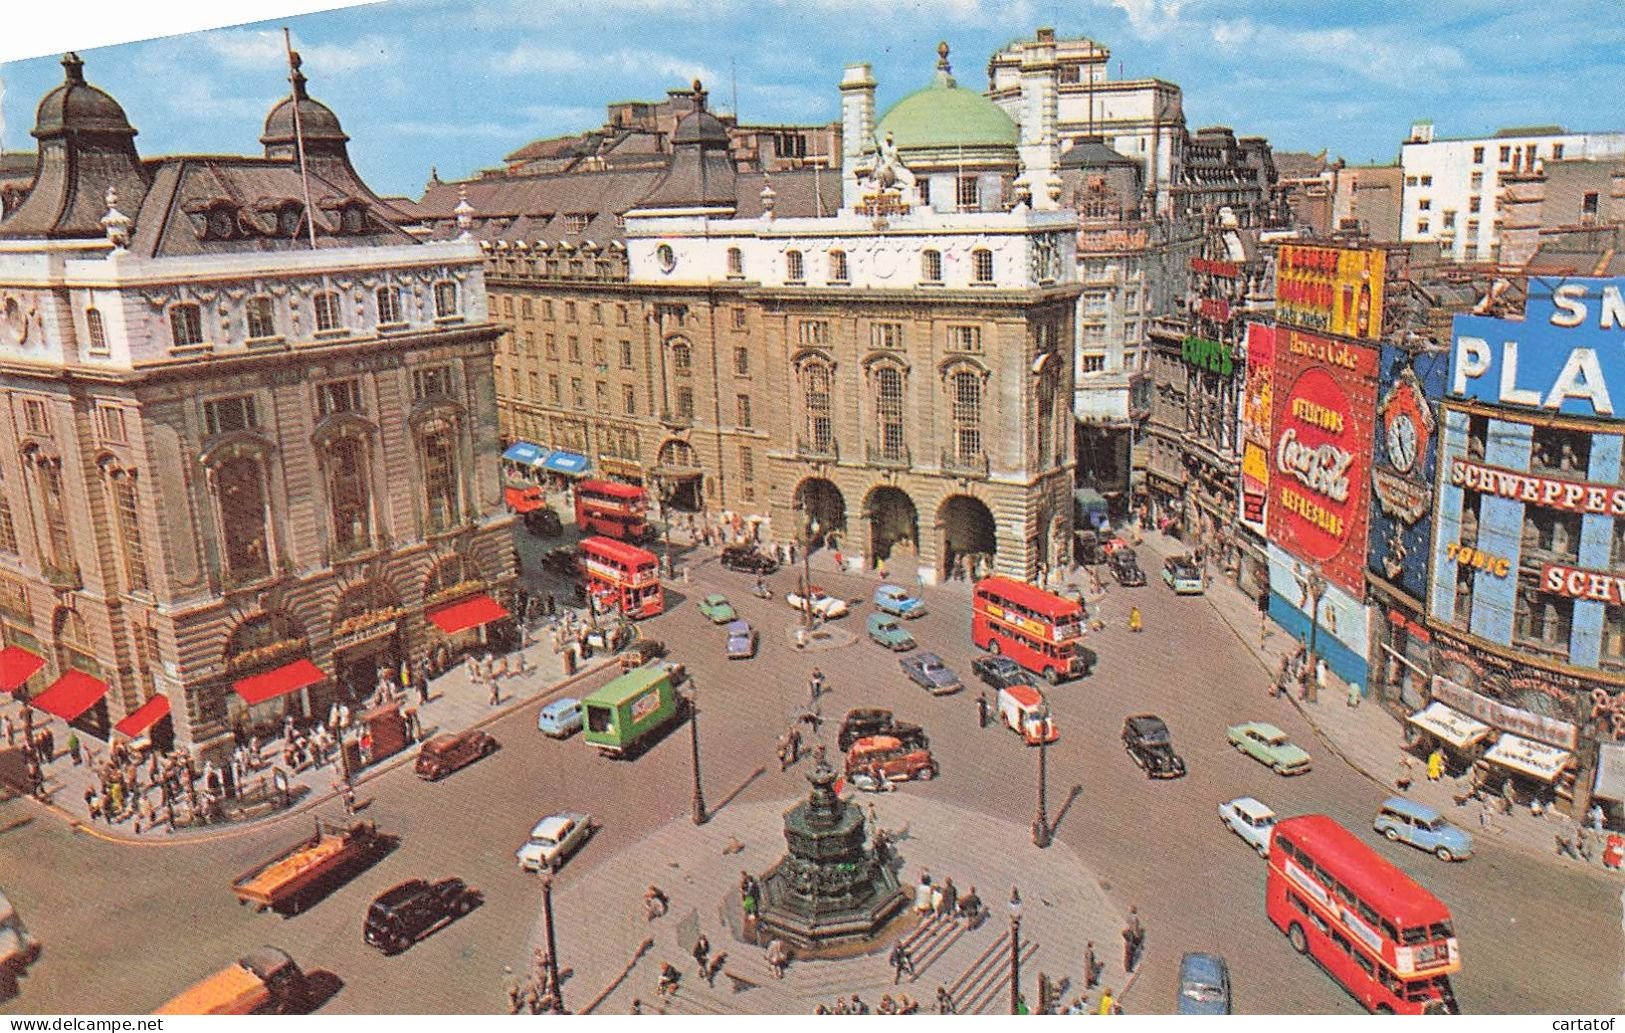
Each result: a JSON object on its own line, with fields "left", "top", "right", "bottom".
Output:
{"left": 938, "top": 495, "right": 997, "bottom": 581}
{"left": 332, "top": 580, "right": 404, "bottom": 701}
{"left": 655, "top": 438, "right": 704, "bottom": 512}
{"left": 864, "top": 485, "right": 918, "bottom": 567}
{"left": 792, "top": 478, "right": 846, "bottom": 550}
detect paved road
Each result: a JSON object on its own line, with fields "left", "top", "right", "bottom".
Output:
{"left": 1, "top": 538, "right": 1619, "bottom": 1014}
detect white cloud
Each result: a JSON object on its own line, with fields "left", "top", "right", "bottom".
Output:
{"left": 1101, "top": 0, "right": 1190, "bottom": 39}
{"left": 196, "top": 28, "right": 395, "bottom": 76}
{"left": 495, "top": 44, "right": 716, "bottom": 86}
{"left": 390, "top": 120, "right": 529, "bottom": 138}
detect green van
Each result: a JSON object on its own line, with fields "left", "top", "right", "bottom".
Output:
{"left": 581, "top": 667, "right": 681, "bottom": 757}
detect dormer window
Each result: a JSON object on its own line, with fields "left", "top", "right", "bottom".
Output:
{"left": 207, "top": 208, "right": 237, "bottom": 240}
{"left": 341, "top": 205, "right": 367, "bottom": 234}
{"left": 278, "top": 204, "right": 304, "bottom": 238}
{"left": 170, "top": 303, "right": 205, "bottom": 349}
{"left": 433, "top": 280, "right": 460, "bottom": 319}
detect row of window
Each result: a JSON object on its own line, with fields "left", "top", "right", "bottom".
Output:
{"left": 729, "top": 247, "right": 997, "bottom": 286}
{"left": 158, "top": 281, "right": 460, "bottom": 351}
{"left": 495, "top": 295, "right": 631, "bottom": 326}
{"left": 0, "top": 459, "right": 148, "bottom": 595}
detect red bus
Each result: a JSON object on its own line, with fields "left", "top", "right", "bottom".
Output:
{"left": 1266, "top": 815, "right": 1460, "bottom": 1014}
{"left": 579, "top": 536, "right": 663, "bottom": 619}
{"left": 971, "top": 577, "right": 1088, "bottom": 685}
{"left": 574, "top": 480, "right": 649, "bottom": 540}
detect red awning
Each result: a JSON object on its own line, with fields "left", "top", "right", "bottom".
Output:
{"left": 0, "top": 646, "right": 44, "bottom": 693}
{"left": 233, "top": 658, "right": 325, "bottom": 707}
{"left": 31, "top": 669, "right": 111, "bottom": 721}
{"left": 427, "top": 594, "right": 510, "bottom": 634}
{"left": 505, "top": 486, "right": 547, "bottom": 514}
{"left": 113, "top": 694, "right": 171, "bottom": 737}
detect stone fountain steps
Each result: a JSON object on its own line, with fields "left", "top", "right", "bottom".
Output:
{"left": 948, "top": 929, "right": 1039, "bottom": 1015}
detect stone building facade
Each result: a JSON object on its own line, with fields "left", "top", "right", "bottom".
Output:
{"left": 0, "top": 55, "right": 512, "bottom": 761}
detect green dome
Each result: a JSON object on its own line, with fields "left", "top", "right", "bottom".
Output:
{"left": 876, "top": 45, "right": 1018, "bottom": 152}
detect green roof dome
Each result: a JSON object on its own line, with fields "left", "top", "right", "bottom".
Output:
{"left": 876, "top": 43, "right": 1017, "bottom": 152}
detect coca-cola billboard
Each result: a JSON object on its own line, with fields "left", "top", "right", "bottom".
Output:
{"left": 1267, "top": 328, "right": 1381, "bottom": 596}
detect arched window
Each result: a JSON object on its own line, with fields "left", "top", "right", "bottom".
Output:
{"left": 169, "top": 303, "right": 204, "bottom": 348}
{"left": 829, "top": 250, "right": 849, "bottom": 283}
{"left": 107, "top": 471, "right": 149, "bottom": 592}
{"left": 420, "top": 423, "right": 462, "bottom": 533}
{"left": 972, "top": 249, "right": 995, "bottom": 284}
{"left": 875, "top": 366, "right": 906, "bottom": 462}
{"left": 803, "top": 364, "right": 833, "bottom": 453}
{"left": 786, "top": 250, "right": 805, "bottom": 282}
{"left": 670, "top": 340, "right": 692, "bottom": 374}
{"left": 726, "top": 247, "right": 744, "bottom": 277}
{"left": 325, "top": 435, "right": 372, "bottom": 557}
{"left": 85, "top": 308, "right": 108, "bottom": 353}
{"left": 425, "top": 553, "right": 480, "bottom": 599}
{"left": 951, "top": 371, "right": 983, "bottom": 461}
{"left": 434, "top": 280, "right": 460, "bottom": 319}
{"left": 36, "top": 460, "right": 72, "bottom": 576}
{"left": 921, "top": 249, "right": 942, "bottom": 283}
{"left": 54, "top": 607, "right": 99, "bottom": 678}
{"left": 217, "top": 456, "right": 271, "bottom": 582}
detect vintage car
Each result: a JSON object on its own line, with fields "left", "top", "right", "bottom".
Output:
{"left": 867, "top": 613, "right": 916, "bottom": 651}
{"left": 844, "top": 735, "right": 938, "bottom": 783}
{"left": 516, "top": 812, "right": 595, "bottom": 873}
{"left": 873, "top": 584, "right": 927, "bottom": 619}
{"left": 836, "top": 708, "right": 928, "bottom": 753}
{"left": 719, "top": 546, "right": 778, "bottom": 575}
{"left": 618, "top": 638, "right": 667, "bottom": 670}
{"left": 1176, "top": 952, "right": 1232, "bottom": 1016}
{"left": 787, "top": 587, "right": 849, "bottom": 619}
{"left": 1162, "top": 556, "right": 1205, "bottom": 595}
{"left": 1109, "top": 549, "right": 1147, "bottom": 587}
{"left": 1373, "top": 796, "right": 1474, "bottom": 862}
{"left": 1227, "top": 721, "right": 1312, "bottom": 776}
{"left": 971, "top": 655, "right": 1041, "bottom": 692}
{"left": 363, "top": 878, "right": 478, "bottom": 954}
{"left": 414, "top": 729, "right": 497, "bottom": 781}
{"left": 536, "top": 697, "right": 583, "bottom": 738}
{"left": 724, "top": 619, "right": 758, "bottom": 659}
{"left": 1123, "top": 714, "right": 1186, "bottom": 779}
{"left": 697, "top": 594, "right": 737, "bottom": 624}
{"left": 1218, "top": 796, "right": 1278, "bottom": 857}
{"left": 899, "top": 652, "right": 962, "bottom": 695}
{"left": 997, "top": 683, "right": 1058, "bottom": 745}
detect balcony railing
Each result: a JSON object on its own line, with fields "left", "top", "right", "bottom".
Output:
{"left": 865, "top": 442, "right": 911, "bottom": 469}
{"left": 796, "top": 438, "right": 839, "bottom": 462}
{"left": 939, "top": 449, "right": 990, "bottom": 478}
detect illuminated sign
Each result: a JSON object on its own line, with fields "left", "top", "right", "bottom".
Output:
{"left": 1191, "top": 257, "right": 1239, "bottom": 278}
{"left": 1447, "top": 457, "right": 1625, "bottom": 516}
{"left": 1442, "top": 542, "right": 1511, "bottom": 578}
{"left": 1181, "top": 335, "right": 1234, "bottom": 376}
{"left": 1239, "top": 324, "right": 1275, "bottom": 534}
{"left": 1276, "top": 244, "right": 1387, "bottom": 341}
{"left": 1197, "top": 298, "right": 1232, "bottom": 324}
{"left": 1541, "top": 563, "right": 1625, "bottom": 605}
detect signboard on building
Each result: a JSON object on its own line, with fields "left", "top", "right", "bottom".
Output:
{"left": 1239, "top": 323, "right": 1275, "bottom": 534}
{"left": 1449, "top": 275, "right": 1625, "bottom": 417}
{"left": 1267, "top": 328, "right": 1381, "bottom": 596}
{"left": 1276, "top": 244, "right": 1387, "bottom": 341}
{"left": 1366, "top": 344, "right": 1447, "bottom": 601}
{"left": 1180, "top": 335, "right": 1234, "bottom": 376}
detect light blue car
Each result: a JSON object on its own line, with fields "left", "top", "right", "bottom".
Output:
{"left": 1373, "top": 796, "right": 1473, "bottom": 861}
{"left": 873, "top": 584, "right": 927, "bottom": 619}
{"left": 537, "top": 697, "right": 583, "bottom": 738}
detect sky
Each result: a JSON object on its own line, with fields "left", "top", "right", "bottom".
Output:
{"left": 2, "top": 0, "right": 1623, "bottom": 201}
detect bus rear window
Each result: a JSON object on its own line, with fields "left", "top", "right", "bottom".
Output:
{"left": 586, "top": 705, "right": 613, "bottom": 733}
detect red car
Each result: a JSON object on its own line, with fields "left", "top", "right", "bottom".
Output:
{"left": 414, "top": 729, "right": 497, "bottom": 781}
{"left": 844, "top": 735, "right": 938, "bottom": 783}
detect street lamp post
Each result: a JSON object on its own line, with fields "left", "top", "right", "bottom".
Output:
{"left": 798, "top": 513, "right": 821, "bottom": 629}
{"left": 1304, "top": 568, "right": 1327, "bottom": 703}
{"left": 688, "top": 681, "right": 708, "bottom": 825}
{"left": 1031, "top": 730, "right": 1052, "bottom": 848}
{"left": 1008, "top": 887, "right": 1023, "bottom": 1015}
{"left": 538, "top": 869, "right": 565, "bottom": 1014}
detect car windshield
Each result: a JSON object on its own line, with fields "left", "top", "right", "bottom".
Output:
{"left": 1265, "top": 733, "right": 1287, "bottom": 745}
{"left": 1182, "top": 983, "right": 1224, "bottom": 1002}
{"left": 1137, "top": 723, "right": 1169, "bottom": 743}
{"left": 531, "top": 836, "right": 558, "bottom": 848}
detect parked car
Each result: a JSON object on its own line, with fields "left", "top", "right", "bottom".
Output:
{"left": 618, "top": 638, "right": 667, "bottom": 670}
{"left": 837, "top": 708, "right": 928, "bottom": 753}
{"left": 413, "top": 729, "right": 497, "bottom": 781}
{"left": 844, "top": 735, "right": 938, "bottom": 783}
{"left": 1122, "top": 714, "right": 1186, "bottom": 778}
{"left": 536, "top": 697, "right": 583, "bottom": 738}
{"left": 867, "top": 613, "right": 916, "bottom": 651}
{"left": 1109, "top": 549, "right": 1147, "bottom": 586}
{"left": 720, "top": 545, "right": 778, "bottom": 575}
{"left": 972, "top": 654, "right": 1041, "bottom": 692}
{"left": 724, "top": 619, "right": 758, "bottom": 659}
{"left": 1162, "top": 556, "right": 1205, "bottom": 595}
{"left": 1227, "top": 721, "right": 1312, "bottom": 776}
{"left": 873, "top": 584, "right": 927, "bottom": 619}
{"left": 787, "top": 587, "right": 849, "bottom": 619}
{"left": 997, "top": 683, "right": 1057, "bottom": 744}
{"left": 1373, "top": 796, "right": 1474, "bottom": 862}
{"left": 697, "top": 593, "right": 737, "bottom": 624}
{"left": 516, "top": 812, "right": 594, "bottom": 872}
{"left": 363, "top": 878, "right": 478, "bottom": 955}
{"left": 900, "top": 652, "right": 962, "bottom": 695}
{"left": 524, "top": 508, "right": 563, "bottom": 538}
{"left": 1218, "top": 796, "right": 1278, "bottom": 857}
{"left": 1176, "top": 952, "right": 1232, "bottom": 1016}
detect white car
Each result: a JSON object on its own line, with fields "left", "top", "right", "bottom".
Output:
{"left": 786, "top": 587, "right": 849, "bottom": 619}
{"left": 516, "top": 812, "right": 594, "bottom": 872}
{"left": 1218, "top": 796, "right": 1277, "bottom": 858}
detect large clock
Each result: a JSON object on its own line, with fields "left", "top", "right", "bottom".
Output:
{"left": 1385, "top": 411, "right": 1419, "bottom": 474}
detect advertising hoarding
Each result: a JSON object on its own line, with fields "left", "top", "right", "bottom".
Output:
{"left": 1239, "top": 323, "right": 1275, "bottom": 534}
{"left": 1267, "top": 328, "right": 1381, "bottom": 596}
{"left": 1366, "top": 344, "right": 1448, "bottom": 601}
{"left": 1276, "top": 244, "right": 1387, "bottom": 341}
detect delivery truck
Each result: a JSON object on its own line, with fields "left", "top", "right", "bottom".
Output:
{"left": 231, "top": 818, "right": 388, "bottom": 914}
{"left": 581, "top": 666, "right": 681, "bottom": 758}
{"left": 153, "top": 946, "right": 308, "bottom": 1015}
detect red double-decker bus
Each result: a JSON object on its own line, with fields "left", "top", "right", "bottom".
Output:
{"left": 971, "top": 577, "right": 1088, "bottom": 685}
{"left": 579, "top": 536, "right": 663, "bottom": 619}
{"left": 574, "top": 480, "right": 649, "bottom": 540}
{"left": 1266, "top": 815, "right": 1460, "bottom": 1014}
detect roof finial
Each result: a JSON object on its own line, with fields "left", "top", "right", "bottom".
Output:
{"left": 934, "top": 41, "right": 955, "bottom": 88}
{"left": 100, "top": 185, "right": 131, "bottom": 254}
{"left": 62, "top": 52, "right": 85, "bottom": 84}
{"left": 454, "top": 184, "right": 474, "bottom": 239}
{"left": 759, "top": 173, "right": 776, "bottom": 220}
{"left": 289, "top": 50, "right": 308, "bottom": 101}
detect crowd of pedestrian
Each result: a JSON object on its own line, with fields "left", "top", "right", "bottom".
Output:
{"left": 811, "top": 992, "right": 920, "bottom": 1014}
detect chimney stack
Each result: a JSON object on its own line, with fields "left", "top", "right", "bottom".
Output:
{"left": 840, "top": 63, "right": 877, "bottom": 211}
{"left": 1015, "top": 29, "right": 1061, "bottom": 210}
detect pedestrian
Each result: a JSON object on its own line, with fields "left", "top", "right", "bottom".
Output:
{"left": 1427, "top": 748, "right": 1444, "bottom": 782}
{"left": 766, "top": 938, "right": 789, "bottom": 978}
{"left": 938, "top": 876, "right": 958, "bottom": 917}
{"left": 1128, "top": 606, "right": 1142, "bottom": 633}
{"left": 657, "top": 962, "right": 680, "bottom": 998}
{"left": 2, "top": 713, "right": 12, "bottom": 747}
{"left": 1347, "top": 682, "right": 1362, "bottom": 708}
{"left": 1084, "top": 940, "right": 1099, "bottom": 988}
{"left": 1257, "top": 591, "right": 1271, "bottom": 644}
{"left": 1589, "top": 802, "right": 1607, "bottom": 833}
{"left": 1396, "top": 757, "right": 1414, "bottom": 793}
{"left": 809, "top": 667, "right": 825, "bottom": 703}
{"left": 1122, "top": 906, "right": 1142, "bottom": 971}
{"left": 84, "top": 786, "right": 97, "bottom": 821}
{"left": 1556, "top": 831, "right": 1581, "bottom": 860}
{"left": 488, "top": 676, "right": 501, "bottom": 707}
{"left": 1098, "top": 987, "right": 1115, "bottom": 1016}
{"left": 692, "top": 933, "right": 710, "bottom": 975}
{"left": 645, "top": 884, "right": 670, "bottom": 921}
{"left": 67, "top": 731, "right": 81, "bottom": 766}
{"left": 936, "top": 986, "right": 955, "bottom": 1015}
{"left": 496, "top": 654, "right": 511, "bottom": 681}
{"left": 913, "top": 872, "right": 934, "bottom": 913}
{"left": 976, "top": 691, "right": 990, "bottom": 729}
{"left": 889, "top": 941, "right": 914, "bottom": 984}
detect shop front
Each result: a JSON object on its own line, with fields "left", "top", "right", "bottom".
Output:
{"left": 330, "top": 584, "right": 405, "bottom": 700}
{"left": 112, "top": 693, "right": 174, "bottom": 755}
{"left": 230, "top": 657, "right": 325, "bottom": 738}
{"left": 1405, "top": 700, "right": 1491, "bottom": 770}
{"left": 1371, "top": 598, "right": 1433, "bottom": 714}
{"left": 30, "top": 668, "right": 112, "bottom": 740}
{"left": 596, "top": 457, "right": 644, "bottom": 486}
{"left": 425, "top": 592, "right": 512, "bottom": 668}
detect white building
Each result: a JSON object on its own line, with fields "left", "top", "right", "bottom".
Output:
{"left": 1399, "top": 121, "right": 1625, "bottom": 263}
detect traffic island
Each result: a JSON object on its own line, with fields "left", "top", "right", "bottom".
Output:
{"left": 782, "top": 626, "right": 856, "bottom": 653}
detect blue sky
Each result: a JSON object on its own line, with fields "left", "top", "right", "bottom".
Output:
{"left": 3, "top": 0, "right": 1623, "bottom": 200}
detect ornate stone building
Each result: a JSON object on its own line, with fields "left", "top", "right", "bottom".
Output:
{"left": 0, "top": 55, "right": 512, "bottom": 760}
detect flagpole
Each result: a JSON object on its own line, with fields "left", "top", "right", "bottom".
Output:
{"left": 284, "top": 28, "right": 319, "bottom": 251}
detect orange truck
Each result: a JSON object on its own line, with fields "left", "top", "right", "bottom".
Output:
{"left": 154, "top": 946, "right": 308, "bottom": 1015}
{"left": 231, "top": 818, "right": 386, "bottom": 914}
